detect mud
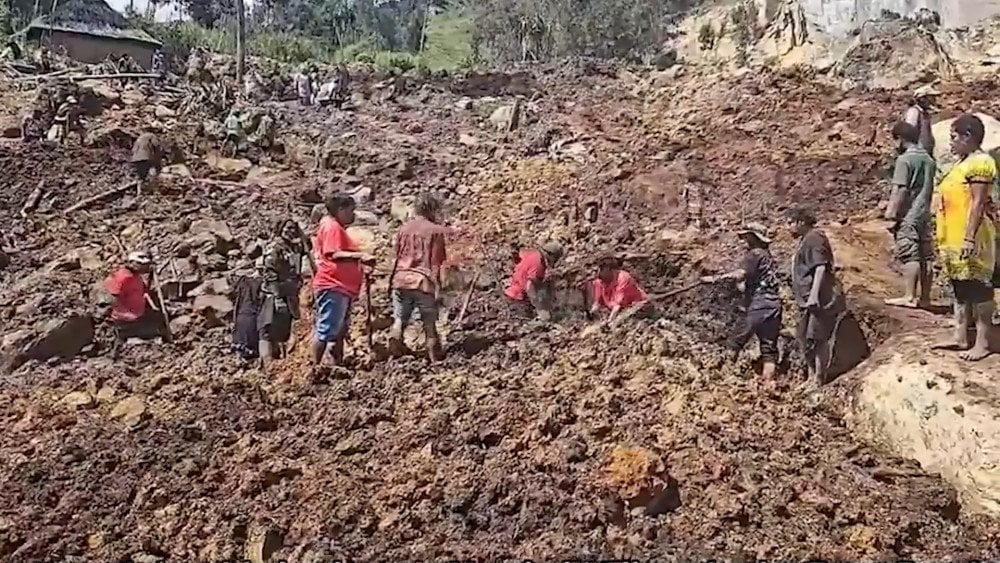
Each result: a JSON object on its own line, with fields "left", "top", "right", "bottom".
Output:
{"left": 1, "top": 63, "right": 999, "bottom": 561}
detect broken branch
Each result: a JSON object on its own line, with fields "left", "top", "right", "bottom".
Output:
{"left": 64, "top": 181, "right": 139, "bottom": 214}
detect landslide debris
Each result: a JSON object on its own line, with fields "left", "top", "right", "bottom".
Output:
{"left": 1, "top": 59, "right": 999, "bottom": 562}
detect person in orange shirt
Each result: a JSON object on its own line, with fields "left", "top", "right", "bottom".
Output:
{"left": 588, "top": 256, "right": 649, "bottom": 325}
{"left": 504, "top": 240, "right": 564, "bottom": 320}
{"left": 310, "top": 193, "right": 375, "bottom": 374}
{"left": 389, "top": 193, "right": 448, "bottom": 361}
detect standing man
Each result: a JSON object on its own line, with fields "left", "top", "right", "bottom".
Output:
{"left": 885, "top": 121, "right": 937, "bottom": 308}
{"left": 130, "top": 127, "right": 165, "bottom": 188}
{"left": 224, "top": 108, "right": 245, "bottom": 156}
{"left": 294, "top": 63, "right": 313, "bottom": 106}
{"left": 388, "top": 193, "right": 448, "bottom": 361}
{"left": 311, "top": 193, "right": 375, "bottom": 375}
{"left": 588, "top": 256, "right": 649, "bottom": 326}
{"left": 259, "top": 218, "right": 307, "bottom": 372}
{"left": 51, "top": 95, "right": 80, "bottom": 145}
{"left": 905, "top": 85, "right": 939, "bottom": 155}
{"left": 701, "top": 223, "right": 783, "bottom": 380}
{"left": 103, "top": 251, "right": 165, "bottom": 360}
{"left": 504, "top": 240, "right": 564, "bottom": 320}
{"left": 790, "top": 208, "right": 847, "bottom": 387}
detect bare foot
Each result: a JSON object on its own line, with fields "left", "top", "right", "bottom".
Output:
{"left": 884, "top": 296, "right": 919, "bottom": 308}
{"left": 959, "top": 345, "right": 991, "bottom": 361}
{"left": 932, "top": 339, "right": 969, "bottom": 351}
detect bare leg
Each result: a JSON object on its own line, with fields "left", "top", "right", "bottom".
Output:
{"left": 310, "top": 339, "right": 327, "bottom": 369}
{"left": 812, "top": 340, "right": 831, "bottom": 385}
{"left": 424, "top": 323, "right": 443, "bottom": 363}
{"left": 388, "top": 319, "right": 407, "bottom": 356}
{"left": 933, "top": 302, "right": 971, "bottom": 350}
{"left": 761, "top": 361, "right": 776, "bottom": 379}
{"left": 259, "top": 340, "right": 272, "bottom": 372}
{"left": 331, "top": 337, "right": 345, "bottom": 366}
{"left": 960, "top": 301, "right": 994, "bottom": 361}
{"left": 885, "top": 262, "right": 921, "bottom": 307}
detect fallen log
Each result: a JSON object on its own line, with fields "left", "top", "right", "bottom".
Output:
{"left": 20, "top": 181, "right": 44, "bottom": 218}
{"left": 69, "top": 72, "right": 161, "bottom": 81}
{"left": 64, "top": 181, "right": 138, "bottom": 214}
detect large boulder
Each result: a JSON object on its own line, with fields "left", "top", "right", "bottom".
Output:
{"left": 848, "top": 327, "right": 1000, "bottom": 515}
{"left": 1, "top": 315, "right": 95, "bottom": 373}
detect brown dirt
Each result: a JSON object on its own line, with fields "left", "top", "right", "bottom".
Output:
{"left": 1, "top": 62, "right": 999, "bottom": 562}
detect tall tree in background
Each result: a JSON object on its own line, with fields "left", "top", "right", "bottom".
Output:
{"left": 235, "top": 0, "right": 244, "bottom": 83}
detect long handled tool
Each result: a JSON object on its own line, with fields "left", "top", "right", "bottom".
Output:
{"left": 455, "top": 270, "right": 481, "bottom": 325}
{"left": 648, "top": 281, "right": 702, "bottom": 301}
{"left": 364, "top": 270, "right": 374, "bottom": 349}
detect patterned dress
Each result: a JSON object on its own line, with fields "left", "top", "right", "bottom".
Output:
{"left": 935, "top": 151, "right": 997, "bottom": 283}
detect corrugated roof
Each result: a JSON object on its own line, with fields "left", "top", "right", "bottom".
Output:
{"left": 26, "top": 0, "right": 161, "bottom": 46}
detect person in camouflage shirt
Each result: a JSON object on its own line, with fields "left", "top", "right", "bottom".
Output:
{"left": 258, "top": 219, "right": 307, "bottom": 372}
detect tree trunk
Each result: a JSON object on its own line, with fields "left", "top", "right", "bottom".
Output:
{"left": 235, "top": 0, "right": 246, "bottom": 87}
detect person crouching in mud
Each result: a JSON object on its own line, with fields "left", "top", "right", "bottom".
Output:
{"left": 504, "top": 241, "right": 564, "bottom": 321}
{"left": 701, "top": 222, "right": 783, "bottom": 381}
{"left": 258, "top": 218, "right": 307, "bottom": 372}
{"left": 588, "top": 256, "right": 650, "bottom": 326}
{"left": 789, "top": 208, "right": 847, "bottom": 387}
{"left": 310, "top": 194, "right": 375, "bottom": 375}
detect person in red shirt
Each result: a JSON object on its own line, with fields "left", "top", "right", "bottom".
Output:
{"left": 588, "top": 256, "right": 649, "bottom": 325}
{"left": 389, "top": 193, "right": 448, "bottom": 361}
{"left": 310, "top": 193, "right": 375, "bottom": 373}
{"left": 504, "top": 240, "right": 564, "bottom": 320}
{"left": 104, "top": 250, "right": 162, "bottom": 359}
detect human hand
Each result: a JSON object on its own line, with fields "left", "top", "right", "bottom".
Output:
{"left": 360, "top": 253, "right": 376, "bottom": 266}
{"left": 537, "top": 309, "right": 552, "bottom": 322}
{"left": 960, "top": 239, "right": 975, "bottom": 260}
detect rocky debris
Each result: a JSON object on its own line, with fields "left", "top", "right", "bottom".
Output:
{"left": 389, "top": 196, "right": 414, "bottom": 224}
{"left": 204, "top": 154, "right": 253, "bottom": 177}
{"left": 489, "top": 100, "right": 522, "bottom": 132}
{"left": 188, "top": 219, "right": 237, "bottom": 255}
{"left": 154, "top": 105, "right": 177, "bottom": 119}
{"left": 2, "top": 315, "right": 95, "bottom": 373}
{"left": 245, "top": 525, "right": 284, "bottom": 563}
{"left": 349, "top": 186, "right": 373, "bottom": 203}
{"left": 110, "top": 396, "right": 147, "bottom": 426}
{"left": 61, "top": 391, "right": 95, "bottom": 409}
{"left": 193, "top": 294, "right": 235, "bottom": 326}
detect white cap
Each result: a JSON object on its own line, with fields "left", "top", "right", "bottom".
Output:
{"left": 127, "top": 250, "right": 152, "bottom": 265}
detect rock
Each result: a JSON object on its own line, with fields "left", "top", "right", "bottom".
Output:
{"left": 161, "top": 164, "right": 192, "bottom": 179}
{"left": 193, "top": 295, "right": 234, "bottom": 327}
{"left": 204, "top": 154, "right": 252, "bottom": 175}
{"left": 153, "top": 105, "right": 177, "bottom": 119}
{"left": 356, "top": 162, "right": 380, "bottom": 176}
{"left": 458, "top": 133, "right": 479, "bottom": 147}
{"left": 354, "top": 210, "right": 379, "bottom": 226}
{"left": 188, "top": 219, "right": 236, "bottom": 254}
{"left": 120, "top": 89, "right": 148, "bottom": 106}
{"left": 121, "top": 223, "right": 143, "bottom": 239}
{"left": 244, "top": 241, "right": 264, "bottom": 260}
{"left": 84, "top": 126, "right": 134, "bottom": 148}
{"left": 90, "top": 84, "right": 121, "bottom": 106}
{"left": 61, "top": 391, "right": 95, "bottom": 409}
{"left": 296, "top": 186, "right": 321, "bottom": 203}
{"left": 340, "top": 174, "right": 362, "bottom": 186}
{"left": 2, "top": 124, "right": 20, "bottom": 138}
{"left": 77, "top": 247, "right": 103, "bottom": 270}
{"left": 651, "top": 66, "right": 685, "bottom": 88}
{"left": 20, "top": 315, "right": 94, "bottom": 369}
{"left": 390, "top": 196, "right": 414, "bottom": 223}
{"left": 96, "top": 386, "right": 116, "bottom": 402}
{"left": 350, "top": 186, "right": 373, "bottom": 203}
{"left": 346, "top": 227, "right": 378, "bottom": 254}
{"left": 849, "top": 327, "right": 1000, "bottom": 516}
{"left": 395, "top": 159, "right": 414, "bottom": 180}
{"left": 190, "top": 278, "right": 231, "bottom": 297}
{"left": 651, "top": 49, "right": 678, "bottom": 70}
{"left": 111, "top": 396, "right": 147, "bottom": 425}
{"left": 489, "top": 102, "right": 522, "bottom": 132}
{"left": 0, "top": 329, "right": 31, "bottom": 373}
{"left": 169, "top": 315, "right": 193, "bottom": 337}
{"left": 45, "top": 251, "right": 81, "bottom": 272}
{"left": 455, "top": 97, "right": 473, "bottom": 110}
{"left": 245, "top": 526, "right": 283, "bottom": 563}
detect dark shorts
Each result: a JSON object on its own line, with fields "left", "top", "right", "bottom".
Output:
{"left": 893, "top": 222, "right": 932, "bottom": 264}
{"left": 951, "top": 279, "right": 994, "bottom": 305}
{"left": 392, "top": 289, "right": 439, "bottom": 326}
{"left": 131, "top": 160, "right": 152, "bottom": 180}
{"left": 796, "top": 307, "right": 844, "bottom": 355}
{"left": 258, "top": 296, "right": 293, "bottom": 343}
{"left": 733, "top": 306, "right": 781, "bottom": 363}
{"left": 314, "top": 289, "right": 352, "bottom": 343}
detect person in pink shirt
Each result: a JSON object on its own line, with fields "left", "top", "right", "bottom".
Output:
{"left": 589, "top": 256, "right": 649, "bottom": 325}
{"left": 103, "top": 250, "right": 167, "bottom": 359}
{"left": 504, "top": 241, "right": 564, "bottom": 320}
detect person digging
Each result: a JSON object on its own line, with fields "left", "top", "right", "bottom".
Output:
{"left": 388, "top": 193, "right": 449, "bottom": 362}
{"left": 504, "top": 240, "right": 564, "bottom": 321}
{"left": 701, "top": 222, "right": 783, "bottom": 381}
{"left": 588, "top": 256, "right": 649, "bottom": 327}
{"left": 103, "top": 250, "right": 169, "bottom": 360}
{"left": 130, "top": 126, "right": 165, "bottom": 193}
{"left": 884, "top": 120, "right": 936, "bottom": 309}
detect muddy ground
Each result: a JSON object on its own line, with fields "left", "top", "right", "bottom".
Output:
{"left": 1, "top": 62, "right": 999, "bottom": 561}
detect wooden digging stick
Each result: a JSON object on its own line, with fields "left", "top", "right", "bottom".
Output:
{"left": 365, "top": 271, "right": 374, "bottom": 349}
{"left": 152, "top": 267, "right": 172, "bottom": 340}
{"left": 455, "top": 270, "right": 481, "bottom": 325}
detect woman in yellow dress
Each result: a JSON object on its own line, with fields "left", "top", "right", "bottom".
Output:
{"left": 934, "top": 113, "right": 997, "bottom": 361}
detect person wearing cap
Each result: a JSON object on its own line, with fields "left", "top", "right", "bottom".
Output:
{"left": 130, "top": 127, "right": 165, "bottom": 186}
{"left": 789, "top": 208, "right": 847, "bottom": 386}
{"left": 103, "top": 251, "right": 163, "bottom": 360}
{"left": 310, "top": 193, "right": 375, "bottom": 374}
{"left": 905, "top": 85, "right": 939, "bottom": 155}
{"left": 224, "top": 108, "right": 245, "bottom": 156}
{"left": 885, "top": 120, "right": 936, "bottom": 308}
{"left": 51, "top": 94, "right": 81, "bottom": 145}
{"left": 504, "top": 240, "right": 564, "bottom": 321}
{"left": 588, "top": 256, "right": 649, "bottom": 326}
{"left": 388, "top": 193, "right": 448, "bottom": 362}
{"left": 701, "top": 222, "right": 783, "bottom": 380}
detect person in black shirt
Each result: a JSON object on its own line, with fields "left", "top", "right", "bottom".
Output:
{"left": 701, "top": 222, "right": 783, "bottom": 380}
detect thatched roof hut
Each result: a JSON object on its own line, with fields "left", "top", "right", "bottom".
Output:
{"left": 25, "top": 0, "right": 161, "bottom": 68}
